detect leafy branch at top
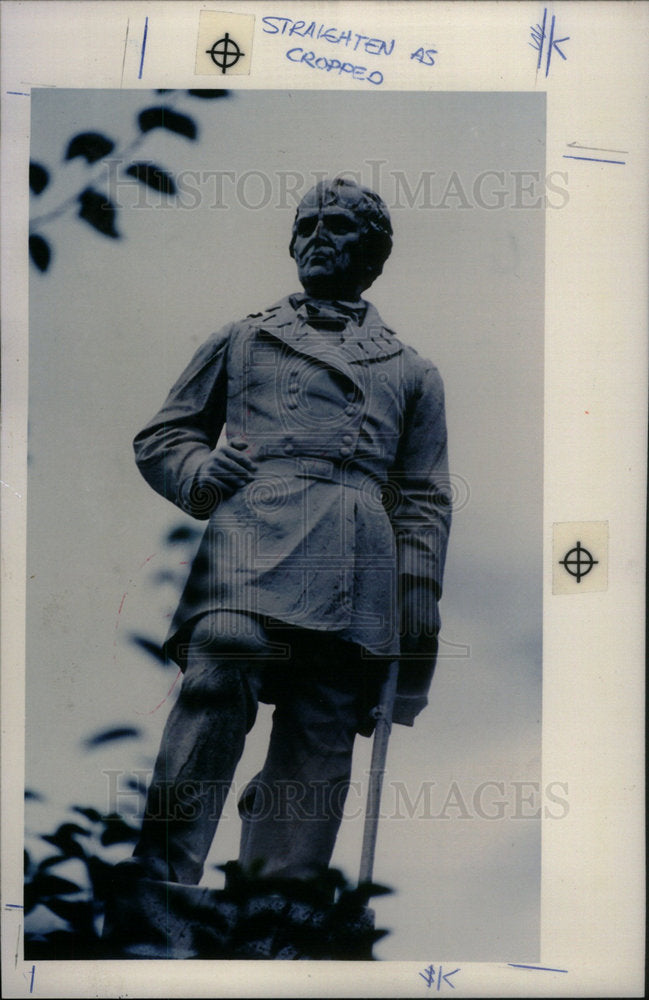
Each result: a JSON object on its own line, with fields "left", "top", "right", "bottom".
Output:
{"left": 29, "top": 89, "right": 228, "bottom": 273}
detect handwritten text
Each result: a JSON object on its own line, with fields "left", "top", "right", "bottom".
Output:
{"left": 420, "top": 964, "right": 460, "bottom": 990}
{"left": 263, "top": 15, "right": 395, "bottom": 86}
{"left": 530, "top": 8, "right": 569, "bottom": 77}
{"left": 263, "top": 16, "right": 394, "bottom": 55}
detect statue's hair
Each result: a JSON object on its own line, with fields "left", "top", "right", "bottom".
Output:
{"left": 289, "top": 177, "right": 393, "bottom": 290}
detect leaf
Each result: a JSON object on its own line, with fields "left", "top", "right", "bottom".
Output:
{"left": 187, "top": 89, "right": 228, "bottom": 99}
{"left": 166, "top": 524, "right": 201, "bottom": 544}
{"left": 24, "top": 872, "right": 83, "bottom": 914}
{"left": 29, "top": 234, "right": 51, "bottom": 272}
{"left": 83, "top": 725, "right": 141, "bottom": 748}
{"left": 41, "top": 823, "right": 91, "bottom": 860}
{"left": 138, "top": 106, "right": 197, "bottom": 140}
{"left": 33, "top": 874, "right": 82, "bottom": 897}
{"left": 43, "top": 821, "right": 91, "bottom": 841}
{"left": 36, "top": 854, "right": 71, "bottom": 871}
{"left": 24, "top": 929, "right": 82, "bottom": 960}
{"left": 29, "top": 161, "right": 49, "bottom": 194}
{"left": 43, "top": 897, "right": 94, "bottom": 929}
{"left": 99, "top": 814, "right": 139, "bottom": 847}
{"left": 65, "top": 132, "right": 115, "bottom": 164}
{"left": 125, "top": 162, "right": 176, "bottom": 195}
{"left": 72, "top": 806, "right": 103, "bottom": 823}
{"left": 78, "top": 188, "right": 120, "bottom": 238}
{"left": 23, "top": 883, "right": 40, "bottom": 915}
{"left": 85, "top": 855, "right": 114, "bottom": 897}
{"left": 126, "top": 775, "right": 148, "bottom": 795}
{"left": 129, "top": 634, "right": 167, "bottom": 664}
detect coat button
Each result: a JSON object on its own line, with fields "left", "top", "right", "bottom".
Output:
{"left": 345, "top": 404, "right": 356, "bottom": 416}
{"left": 287, "top": 400, "right": 298, "bottom": 409}
{"left": 289, "top": 383, "right": 299, "bottom": 393}
{"left": 284, "top": 442, "right": 294, "bottom": 454}
{"left": 342, "top": 434, "right": 353, "bottom": 444}
{"left": 339, "top": 446, "right": 352, "bottom": 456}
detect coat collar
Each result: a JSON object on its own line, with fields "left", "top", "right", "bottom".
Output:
{"left": 248, "top": 294, "right": 403, "bottom": 390}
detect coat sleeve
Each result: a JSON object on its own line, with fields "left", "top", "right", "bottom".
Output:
{"left": 132, "top": 325, "right": 233, "bottom": 519}
{"left": 388, "top": 356, "right": 452, "bottom": 725}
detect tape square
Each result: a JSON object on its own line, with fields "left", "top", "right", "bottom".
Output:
{"left": 195, "top": 11, "right": 254, "bottom": 76}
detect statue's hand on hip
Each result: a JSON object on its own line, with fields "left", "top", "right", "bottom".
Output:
{"left": 187, "top": 437, "right": 257, "bottom": 514}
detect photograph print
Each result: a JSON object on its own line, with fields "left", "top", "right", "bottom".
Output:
{"left": 24, "top": 87, "right": 547, "bottom": 962}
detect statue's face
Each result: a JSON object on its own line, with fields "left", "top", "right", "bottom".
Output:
{"left": 292, "top": 192, "right": 367, "bottom": 299}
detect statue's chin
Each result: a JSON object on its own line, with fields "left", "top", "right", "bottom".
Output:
{"left": 299, "top": 275, "right": 368, "bottom": 302}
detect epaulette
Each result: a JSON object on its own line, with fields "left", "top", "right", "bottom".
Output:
{"left": 246, "top": 303, "right": 281, "bottom": 321}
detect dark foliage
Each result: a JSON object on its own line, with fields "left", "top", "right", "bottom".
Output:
{"left": 29, "top": 234, "right": 51, "bottom": 272}
{"left": 126, "top": 775, "right": 149, "bottom": 796}
{"left": 187, "top": 90, "right": 228, "bottom": 99}
{"left": 30, "top": 89, "right": 228, "bottom": 271}
{"left": 101, "top": 861, "right": 391, "bottom": 960}
{"left": 41, "top": 822, "right": 91, "bottom": 859}
{"left": 65, "top": 132, "right": 115, "bottom": 164}
{"left": 155, "top": 89, "right": 228, "bottom": 100}
{"left": 29, "top": 161, "right": 49, "bottom": 194}
{"left": 78, "top": 188, "right": 120, "bottom": 238}
{"left": 72, "top": 806, "right": 103, "bottom": 823}
{"left": 125, "top": 162, "right": 177, "bottom": 195}
{"left": 129, "top": 634, "right": 168, "bottom": 665}
{"left": 137, "top": 107, "right": 197, "bottom": 141}
{"left": 25, "top": 795, "right": 392, "bottom": 960}
{"left": 99, "top": 813, "right": 140, "bottom": 848}
{"left": 24, "top": 873, "right": 82, "bottom": 914}
{"left": 166, "top": 524, "right": 202, "bottom": 545}
{"left": 24, "top": 797, "right": 144, "bottom": 960}
{"left": 82, "top": 726, "right": 141, "bottom": 748}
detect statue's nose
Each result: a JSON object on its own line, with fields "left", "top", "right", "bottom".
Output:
{"left": 313, "top": 217, "right": 333, "bottom": 241}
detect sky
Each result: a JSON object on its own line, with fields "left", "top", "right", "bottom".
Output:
{"left": 25, "top": 87, "right": 545, "bottom": 961}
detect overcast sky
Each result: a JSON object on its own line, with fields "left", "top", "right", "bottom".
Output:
{"left": 26, "top": 87, "right": 545, "bottom": 961}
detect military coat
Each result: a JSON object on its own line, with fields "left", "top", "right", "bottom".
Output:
{"left": 133, "top": 294, "right": 451, "bottom": 725}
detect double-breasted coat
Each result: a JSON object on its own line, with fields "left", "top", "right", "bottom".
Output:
{"left": 133, "top": 293, "right": 452, "bottom": 726}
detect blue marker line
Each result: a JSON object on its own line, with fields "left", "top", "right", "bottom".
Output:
{"left": 138, "top": 16, "right": 149, "bottom": 79}
{"left": 537, "top": 7, "right": 547, "bottom": 72}
{"left": 508, "top": 963, "right": 568, "bottom": 973}
{"left": 29, "top": 965, "right": 35, "bottom": 993}
{"left": 7, "top": 91, "right": 29, "bottom": 96}
{"left": 563, "top": 155, "right": 626, "bottom": 165}
{"left": 545, "top": 12, "right": 555, "bottom": 77}
{"left": 5, "top": 903, "right": 23, "bottom": 909}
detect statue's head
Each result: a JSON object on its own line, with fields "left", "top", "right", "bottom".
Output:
{"left": 289, "top": 177, "right": 393, "bottom": 300}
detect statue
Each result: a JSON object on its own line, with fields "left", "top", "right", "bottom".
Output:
{"left": 117, "top": 176, "right": 451, "bottom": 905}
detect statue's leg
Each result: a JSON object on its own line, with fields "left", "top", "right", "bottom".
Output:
{"left": 132, "top": 610, "right": 272, "bottom": 885}
{"left": 237, "top": 635, "right": 369, "bottom": 881}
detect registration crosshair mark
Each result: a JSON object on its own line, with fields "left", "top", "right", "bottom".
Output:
{"left": 559, "top": 541, "right": 598, "bottom": 583}
{"left": 206, "top": 33, "right": 244, "bottom": 73}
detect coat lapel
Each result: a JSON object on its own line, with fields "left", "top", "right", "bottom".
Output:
{"left": 253, "top": 296, "right": 403, "bottom": 392}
